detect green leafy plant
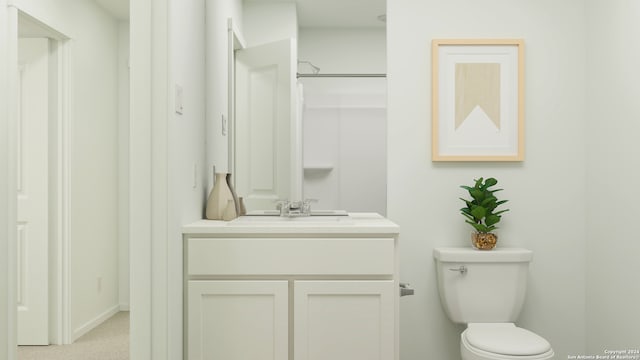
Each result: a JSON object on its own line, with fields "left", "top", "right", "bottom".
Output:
{"left": 460, "top": 177, "right": 509, "bottom": 233}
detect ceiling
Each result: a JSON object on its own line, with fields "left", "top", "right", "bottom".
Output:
{"left": 246, "top": 0, "right": 386, "bottom": 28}
{"left": 295, "top": 0, "right": 385, "bottom": 28}
{"left": 94, "top": 0, "right": 130, "bottom": 21}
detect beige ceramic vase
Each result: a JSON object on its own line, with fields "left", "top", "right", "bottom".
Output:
{"left": 222, "top": 199, "right": 238, "bottom": 221}
{"left": 206, "top": 172, "right": 235, "bottom": 220}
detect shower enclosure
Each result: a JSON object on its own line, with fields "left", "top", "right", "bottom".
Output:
{"left": 299, "top": 75, "right": 387, "bottom": 215}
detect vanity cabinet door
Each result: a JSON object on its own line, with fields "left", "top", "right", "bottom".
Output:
{"left": 187, "top": 280, "right": 288, "bottom": 360}
{"left": 293, "top": 281, "right": 395, "bottom": 360}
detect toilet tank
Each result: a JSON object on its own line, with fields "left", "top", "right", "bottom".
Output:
{"left": 433, "top": 247, "right": 533, "bottom": 324}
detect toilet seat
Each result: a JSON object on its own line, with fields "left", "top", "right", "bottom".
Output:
{"left": 461, "top": 323, "right": 554, "bottom": 360}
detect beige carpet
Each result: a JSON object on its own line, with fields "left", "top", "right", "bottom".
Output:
{"left": 18, "top": 311, "right": 129, "bottom": 360}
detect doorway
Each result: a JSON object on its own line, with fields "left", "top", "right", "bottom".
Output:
{"left": 15, "top": 11, "right": 69, "bottom": 346}
{"left": 13, "top": 6, "right": 130, "bottom": 355}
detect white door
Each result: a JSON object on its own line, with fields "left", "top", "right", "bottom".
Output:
{"left": 187, "top": 280, "right": 288, "bottom": 360}
{"left": 16, "top": 37, "right": 50, "bottom": 346}
{"left": 294, "top": 281, "right": 395, "bottom": 360}
{"left": 234, "top": 38, "right": 300, "bottom": 211}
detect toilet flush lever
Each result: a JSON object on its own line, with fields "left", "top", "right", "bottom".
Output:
{"left": 449, "top": 265, "right": 467, "bottom": 275}
{"left": 400, "top": 282, "right": 414, "bottom": 297}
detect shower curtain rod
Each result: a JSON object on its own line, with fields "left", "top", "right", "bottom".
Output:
{"left": 297, "top": 73, "right": 386, "bottom": 78}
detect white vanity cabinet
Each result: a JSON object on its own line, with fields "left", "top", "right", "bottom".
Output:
{"left": 183, "top": 214, "right": 400, "bottom": 360}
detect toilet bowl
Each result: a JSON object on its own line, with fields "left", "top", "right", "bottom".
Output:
{"left": 460, "top": 323, "right": 553, "bottom": 360}
{"left": 433, "top": 248, "right": 554, "bottom": 360}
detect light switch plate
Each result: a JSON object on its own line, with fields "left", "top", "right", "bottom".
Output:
{"left": 221, "top": 114, "right": 227, "bottom": 135}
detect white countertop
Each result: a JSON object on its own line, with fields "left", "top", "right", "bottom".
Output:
{"left": 182, "top": 213, "right": 400, "bottom": 235}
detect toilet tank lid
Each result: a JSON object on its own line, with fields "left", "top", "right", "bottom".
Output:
{"left": 433, "top": 247, "right": 533, "bottom": 262}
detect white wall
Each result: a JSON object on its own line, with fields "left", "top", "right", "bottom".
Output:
{"left": 168, "top": 0, "right": 207, "bottom": 358}
{"left": 243, "top": 2, "right": 297, "bottom": 47}
{"left": 387, "top": 1, "right": 587, "bottom": 359}
{"left": 117, "top": 21, "right": 130, "bottom": 311}
{"left": 585, "top": 0, "right": 640, "bottom": 352}
{"left": 299, "top": 28, "right": 385, "bottom": 75}
{"left": 63, "top": 1, "right": 120, "bottom": 338}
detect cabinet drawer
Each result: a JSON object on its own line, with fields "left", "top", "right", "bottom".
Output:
{"left": 187, "top": 238, "right": 394, "bottom": 276}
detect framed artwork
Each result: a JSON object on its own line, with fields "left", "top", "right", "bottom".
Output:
{"left": 432, "top": 39, "right": 524, "bottom": 161}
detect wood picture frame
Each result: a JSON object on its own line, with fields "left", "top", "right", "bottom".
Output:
{"left": 432, "top": 39, "right": 524, "bottom": 161}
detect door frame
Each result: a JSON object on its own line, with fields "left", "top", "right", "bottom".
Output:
{"left": 1, "top": 2, "right": 18, "bottom": 358}
{"left": 7, "top": 6, "right": 74, "bottom": 347}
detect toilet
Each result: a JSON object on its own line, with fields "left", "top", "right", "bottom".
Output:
{"left": 433, "top": 247, "right": 554, "bottom": 360}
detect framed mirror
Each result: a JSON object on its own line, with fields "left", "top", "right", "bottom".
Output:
{"left": 232, "top": 0, "right": 387, "bottom": 215}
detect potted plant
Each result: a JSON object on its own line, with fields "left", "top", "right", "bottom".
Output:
{"left": 460, "top": 177, "right": 509, "bottom": 250}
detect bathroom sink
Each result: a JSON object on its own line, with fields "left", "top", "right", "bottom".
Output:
{"left": 228, "top": 214, "right": 354, "bottom": 226}
{"left": 245, "top": 209, "right": 349, "bottom": 216}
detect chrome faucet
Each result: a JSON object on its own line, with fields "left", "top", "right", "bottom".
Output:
{"left": 275, "top": 199, "right": 317, "bottom": 217}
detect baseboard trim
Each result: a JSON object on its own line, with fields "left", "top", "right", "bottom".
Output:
{"left": 72, "top": 304, "right": 120, "bottom": 342}
{"left": 119, "top": 303, "right": 130, "bottom": 311}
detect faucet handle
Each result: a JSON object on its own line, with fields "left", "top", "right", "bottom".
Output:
{"left": 302, "top": 199, "right": 318, "bottom": 214}
{"left": 275, "top": 200, "right": 290, "bottom": 216}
